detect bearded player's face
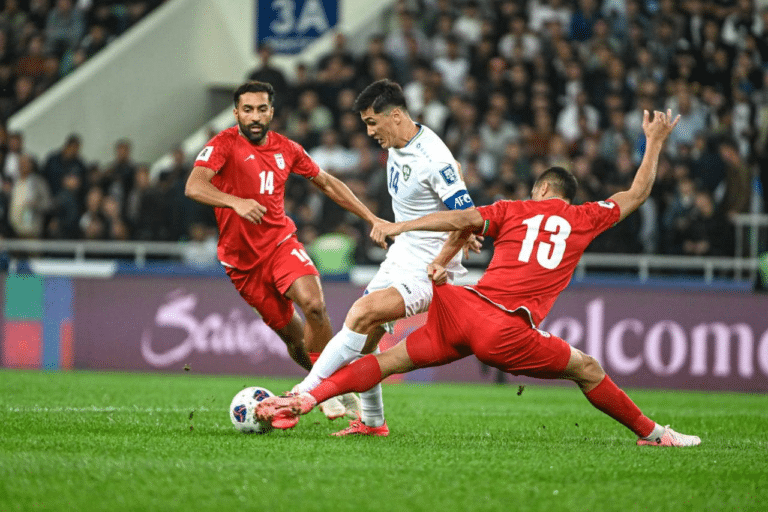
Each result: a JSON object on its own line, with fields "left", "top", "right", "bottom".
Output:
{"left": 234, "top": 92, "right": 274, "bottom": 144}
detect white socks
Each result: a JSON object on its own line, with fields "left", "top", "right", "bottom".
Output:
{"left": 643, "top": 423, "right": 666, "bottom": 441}
{"left": 295, "top": 325, "right": 368, "bottom": 393}
{"left": 360, "top": 348, "right": 385, "bottom": 427}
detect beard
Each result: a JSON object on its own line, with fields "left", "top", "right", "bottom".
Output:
{"left": 238, "top": 119, "right": 270, "bottom": 144}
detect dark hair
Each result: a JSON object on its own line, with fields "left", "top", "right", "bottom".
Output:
{"left": 233, "top": 81, "right": 275, "bottom": 108}
{"left": 535, "top": 166, "right": 578, "bottom": 202}
{"left": 353, "top": 79, "right": 408, "bottom": 114}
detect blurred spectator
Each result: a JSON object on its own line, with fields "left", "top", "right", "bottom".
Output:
{"left": 2, "top": 131, "right": 25, "bottom": 182}
{"left": 0, "top": 177, "right": 12, "bottom": 237}
{"left": 384, "top": 7, "right": 429, "bottom": 80}
{"left": 452, "top": 0, "right": 484, "bottom": 46}
{"left": 309, "top": 128, "right": 356, "bottom": 177}
{"left": 248, "top": 44, "right": 289, "bottom": 110}
{"left": 181, "top": 222, "right": 218, "bottom": 268}
{"left": 498, "top": 14, "right": 541, "bottom": 61}
{"left": 79, "top": 184, "right": 106, "bottom": 239}
{"left": 717, "top": 137, "right": 752, "bottom": 221}
{"left": 47, "top": 170, "right": 81, "bottom": 238}
{"left": 664, "top": 83, "right": 709, "bottom": 154}
{"left": 42, "top": 133, "right": 87, "bottom": 196}
{"left": 45, "top": 0, "right": 85, "bottom": 57}
{"left": 432, "top": 34, "right": 469, "bottom": 94}
{"left": 569, "top": 0, "right": 602, "bottom": 42}
{"left": 105, "top": 138, "right": 136, "bottom": 200}
{"left": 285, "top": 89, "right": 333, "bottom": 134}
{"left": 682, "top": 189, "right": 735, "bottom": 256}
{"left": 9, "top": 153, "right": 51, "bottom": 238}
{"left": 478, "top": 107, "right": 519, "bottom": 164}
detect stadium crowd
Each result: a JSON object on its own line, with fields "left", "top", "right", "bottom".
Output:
{"left": 1, "top": 0, "right": 767, "bottom": 265}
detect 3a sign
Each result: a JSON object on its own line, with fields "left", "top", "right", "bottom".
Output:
{"left": 256, "top": 0, "right": 339, "bottom": 54}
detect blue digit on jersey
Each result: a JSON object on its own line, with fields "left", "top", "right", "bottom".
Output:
{"left": 444, "top": 190, "right": 474, "bottom": 210}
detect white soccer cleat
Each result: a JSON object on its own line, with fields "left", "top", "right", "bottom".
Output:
{"left": 318, "top": 396, "right": 347, "bottom": 420}
{"left": 636, "top": 425, "right": 701, "bottom": 447}
{"left": 339, "top": 393, "right": 362, "bottom": 420}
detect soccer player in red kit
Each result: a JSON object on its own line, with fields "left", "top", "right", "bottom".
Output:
{"left": 185, "top": 81, "right": 388, "bottom": 419}
{"left": 257, "top": 110, "right": 702, "bottom": 447}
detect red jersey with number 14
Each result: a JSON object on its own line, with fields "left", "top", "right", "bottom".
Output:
{"left": 194, "top": 126, "right": 320, "bottom": 270}
{"left": 471, "top": 198, "right": 621, "bottom": 326}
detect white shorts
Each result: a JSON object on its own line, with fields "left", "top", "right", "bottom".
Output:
{"left": 365, "top": 267, "right": 453, "bottom": 334}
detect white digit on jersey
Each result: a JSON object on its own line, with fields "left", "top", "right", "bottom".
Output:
{"left": 291, "top": 248, "right": 311, "bottom": 263}
{"left": 259, "top": 171, "right": 274, "bottom": 194}
{"left": 519, "top": 215, "right": 571, "bottom": 269}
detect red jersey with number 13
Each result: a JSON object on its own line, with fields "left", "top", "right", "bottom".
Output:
{"left": 194, "top": 126, "right": 320, "bottom": 270}
{"left": 471, "top": 198, "right": 621, "bottom": 326}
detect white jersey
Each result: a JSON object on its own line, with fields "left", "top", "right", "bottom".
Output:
{"left": 382, "top": 124, "right": 472, "bottom": 276}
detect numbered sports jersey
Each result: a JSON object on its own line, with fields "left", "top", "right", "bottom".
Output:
{"left": 383, "top": 124, "right": 473, "bottom": 275}
{"left": 194, "top": 126, "right": 320, "bottom": 270}
{"left": 471, "top": 198, "right": 621, "bottom": 326}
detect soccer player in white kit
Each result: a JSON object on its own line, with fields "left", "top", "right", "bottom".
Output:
{"left": 293, "top": 79, "right": 479, "bottom": 436}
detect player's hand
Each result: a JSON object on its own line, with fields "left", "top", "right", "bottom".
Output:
{"left": 462, "top": 234, "right": 484, "bottom": 258}
{"left": 233, "top": 197, "right": 267, "bottom": 224}
{"left": 642, "top": 109, "right": 680, "bottom": 143}
{"left": 428, "top": 263, "right": 448, "bottom": 285}
{"left": 369, "top": 219, "right": 399, "bottom": 249}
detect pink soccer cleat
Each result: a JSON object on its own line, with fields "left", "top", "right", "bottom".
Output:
{"left": 255, "top": 393, "right": 317, "bottom": 429}
{"left": 636, "top": 425, "right": 701, "bottom": 447}
{"left": 331, "top": 419, "right": 389, "bottom": 437}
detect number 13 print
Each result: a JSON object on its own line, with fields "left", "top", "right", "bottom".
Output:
{"left": 518, "top": 214, "right": 572, "bottom": 269}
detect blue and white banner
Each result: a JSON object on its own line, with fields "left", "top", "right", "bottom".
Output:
{"left": 256, "top": 0, "right": 339, "bottom": 54}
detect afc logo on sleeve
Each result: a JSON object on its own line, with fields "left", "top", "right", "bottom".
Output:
{"left": 196, "top": 146, "right": 214, "bottom": 162}
{"left": 439, "top": 165, "right": 458, "bottom": 185}
{"left": 453, "top": 193, "right": 472, "bottom": 209}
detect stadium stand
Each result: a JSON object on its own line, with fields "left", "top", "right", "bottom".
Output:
{"left": 0, "top": 0, "right": 767, "bottom": 280}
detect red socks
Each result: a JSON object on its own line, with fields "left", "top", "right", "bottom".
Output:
{"left": 310, "top": 355, "right": 383, "bottom": 404}
{"left": 584, "top": 376, "right": 655, "bottom": 438}
{"left": 308, "top": 352, "right": 320, "bottom": 365}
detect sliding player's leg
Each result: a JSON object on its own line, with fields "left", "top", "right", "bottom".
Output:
{"left": 560, "top": 346, "right": 701, "bottom": 447}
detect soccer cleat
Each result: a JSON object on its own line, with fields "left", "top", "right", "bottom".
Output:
{"left": 318, "top": 396, "right": 346, "bottom": 420}
{"left": 636, "top": 425, "right": 701, "bottom": 447}
{"left": 339, "top": 393, "right": 362, "bottom": 420}
{"left": 331, "top": 419, "right": 389, "bottom": 437}
{"left": 255, "top": 393, "right": 317, "bottom": 429}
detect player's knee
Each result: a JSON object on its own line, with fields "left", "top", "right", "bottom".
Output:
{"left": 579, "top": 353, "right": 606, "bottom": 385}
{"left": 296, "top": 296, "right": 327, "bottom": 323}
{"left": 345, "top": 301, "right": 379, "bottom": 333}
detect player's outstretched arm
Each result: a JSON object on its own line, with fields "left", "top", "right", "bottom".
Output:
{"left": 370, "top": 208, "right": 484, "bottom": 247}
{"left": 185, "top": 166, "right": 267, "bottom": 224}
{"left": 311, "top": 170, "right": 389, "bottom": 247}
{"left": 609, "top": 110, "right": 679, "bottom": 222}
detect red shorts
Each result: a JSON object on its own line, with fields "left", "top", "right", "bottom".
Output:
{"left": 406, "top": 284, "right": 572, "bottom": 379}
{"left": 225, "top": 235, "right": 319, "bottom": 330}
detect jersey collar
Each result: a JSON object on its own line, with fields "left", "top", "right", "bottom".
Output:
{"left": 403, "top": 124, "right": 424, "bottom": 148}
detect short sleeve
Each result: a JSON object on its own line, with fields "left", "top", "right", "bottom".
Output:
{"left": 194, "top": 133, "right": 231, "bottom": 172}
{"left": 477, "top": 201, "right": 512, "bottom": 238}
{"left": 423, "top": 161, "right": 468, "bottom": 202}
{"left": 289, "top": 141, "right": 321, "bottom": 179}
{"left": 582, "top": 199, "right": 622, "bottom": 233}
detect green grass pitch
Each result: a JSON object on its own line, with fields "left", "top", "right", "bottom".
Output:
{"left": 1, "top": 370, "right": 766, "bottom": 512}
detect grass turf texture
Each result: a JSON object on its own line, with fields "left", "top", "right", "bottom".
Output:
{"left": 1, "top": 370, "right": 766, "bottom": 512}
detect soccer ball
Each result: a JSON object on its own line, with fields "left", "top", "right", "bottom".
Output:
{"left": 229, "top": 386, "right": 274, "bottom": 434}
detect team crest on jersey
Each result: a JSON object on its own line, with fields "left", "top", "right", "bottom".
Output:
{"left": 402, "top": 165, "right": 411, "bottom": 181}
{"left": 439, "top": 165, "right": 458, "bottom": 185}
{"left": 274, "top": 153, "right": 285, "bottom": 169}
